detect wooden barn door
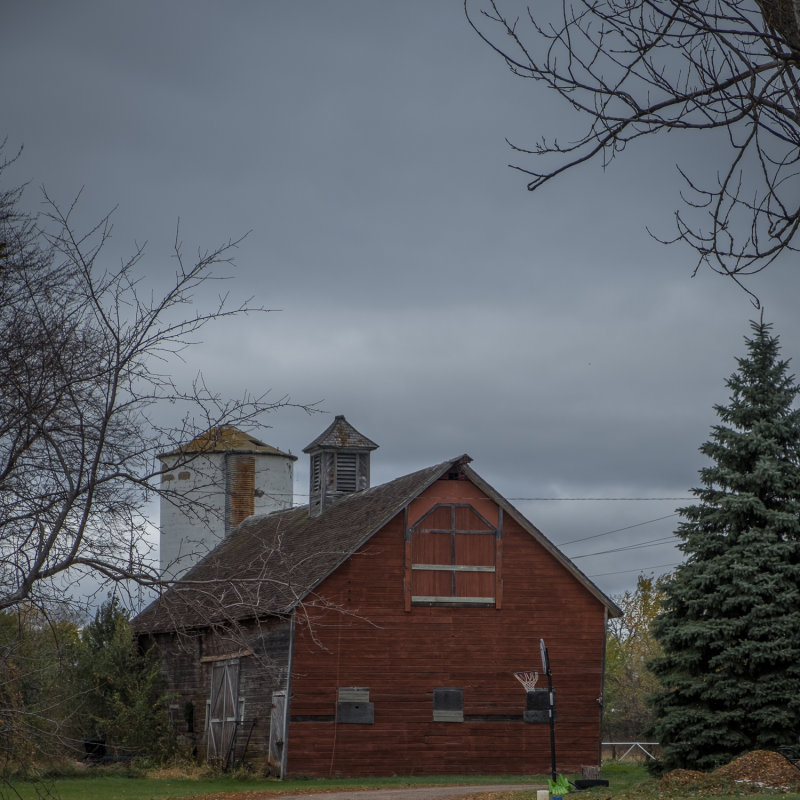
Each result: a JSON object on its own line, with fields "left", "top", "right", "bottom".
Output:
{"left": 206, "top": 659, "right": 241, "bottom": 765}
{"left": 268, "top": 690, "right": 287, "bottom": 777}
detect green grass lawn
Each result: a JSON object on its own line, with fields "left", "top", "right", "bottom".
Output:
{"left": 7, "top": 763, "right": 800, "bottom": 800}
{"left": 2, "top": 770, "right": 546, "bottom": 800}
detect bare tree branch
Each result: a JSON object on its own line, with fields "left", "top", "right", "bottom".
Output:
{"left": 0, "top": 147, "right": 312, "bottom": 611}
{"left": 465, "top": 0, "right": 800, "bottom": 290}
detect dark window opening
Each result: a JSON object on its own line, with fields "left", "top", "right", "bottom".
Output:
{"left": 433, "top": 687, "right": 464, "bottom": 722}
{"left": 336, "top": 687, "right": 374, "bottom": 724}
{"left": 183, "top": 700, "right": 195, "bottom": 733}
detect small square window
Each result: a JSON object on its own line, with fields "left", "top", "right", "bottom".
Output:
{"left": 433, "top": 687, "right": 463, "bottom": 722}
{"left": 336, "top": 687, "right": 374, "bottom": 724}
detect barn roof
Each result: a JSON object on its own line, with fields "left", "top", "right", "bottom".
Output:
{"left": 133, "top": 455, "right": 619, "bottom": 633}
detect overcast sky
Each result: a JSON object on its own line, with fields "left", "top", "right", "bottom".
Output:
{"left": 5, "top": 2, "right": 800, "bottom": 600}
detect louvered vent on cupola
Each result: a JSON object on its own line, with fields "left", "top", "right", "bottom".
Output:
{"left": 303, "top": 415, "right": 378, "bottom": 517}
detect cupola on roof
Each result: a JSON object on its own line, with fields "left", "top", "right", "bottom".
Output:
{"left": 303, "top": 416, "right": 377, "bottom": 517}
{"left": 303, "top": 415, "right": 378, "bottom": 453}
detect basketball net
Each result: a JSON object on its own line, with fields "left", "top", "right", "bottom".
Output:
{"left": 513, "top": 670, "right": 539, "bottom": 691}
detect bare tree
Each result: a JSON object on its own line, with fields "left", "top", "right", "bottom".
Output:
{"left": 465, "top": 0, "right": 800, "bottom": 293}
{"left": 0, "top": 147, "right": 304, "bottom": 611}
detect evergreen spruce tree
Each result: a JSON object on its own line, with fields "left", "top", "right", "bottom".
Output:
{"left": 649, "top": 320, "right": 800, "bottom": 771}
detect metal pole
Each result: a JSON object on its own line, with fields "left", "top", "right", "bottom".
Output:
{"left": 541, "top": 638, "right": 557, "bottom": 782}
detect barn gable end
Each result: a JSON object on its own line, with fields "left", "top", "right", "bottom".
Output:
{"left": 286, "top": 473, "right": 612, "bottom": 776}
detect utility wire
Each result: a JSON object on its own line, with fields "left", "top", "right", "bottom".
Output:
{"left": 588, "top": 561, "right": 682, "bottom": 578}
{"left": 570, "top": 535, "right": 677, "bottom": 560}
{"left": 508, "top": 496, "right": 692, "bottom": 501}
{"left": 557, "top": 514, "right": 679, "bottom": 547}
{"left": 289, "top": 492, "right": 692, "bottom": 502}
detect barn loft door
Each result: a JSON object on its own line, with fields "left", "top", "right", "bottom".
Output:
{"left": 407, "top": 503, "right": 501, "bottom": 607}
{"left": 206, "top": 658, "right": 242, "bottom": 766}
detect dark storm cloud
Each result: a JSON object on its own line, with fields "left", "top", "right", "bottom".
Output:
{"left": 4, "top": 1, "right": 800, "bottom": 597}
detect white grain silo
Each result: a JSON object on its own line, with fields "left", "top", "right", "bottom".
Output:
{"left": 159, "top": 426, "right": 296, "bottom": 578}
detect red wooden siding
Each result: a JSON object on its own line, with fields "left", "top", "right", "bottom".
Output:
{"left": 287, "top": 477, "right": 606, "bottom": 777}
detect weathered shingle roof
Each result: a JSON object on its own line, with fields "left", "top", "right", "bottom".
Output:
{"left": 134, "top": 457, "right": 461, "bottom": 633}
{"left": 133, "top": 454, "right": 621, "bottom": 634}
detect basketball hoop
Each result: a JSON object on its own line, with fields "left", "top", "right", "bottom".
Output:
{"left": 513, "top": 670, "right": 539, "bottom": 692}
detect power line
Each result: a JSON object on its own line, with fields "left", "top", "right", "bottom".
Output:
{"left": 570, "top": 535, "right": 677, "bottom": 560}
{"left": 290, "top": 492, "right": 686, "bottom": 554}
{"left": 509, "top": 496, "right": 692, "bottom": 501}
{"left": 588, "top": 561, "right": 682, "bottom": 579}
{"left": 289, "top": 492, "right": 692, "bottom": 502}
{"left": 558, "top": 514, "right": 679, "bottom": 547}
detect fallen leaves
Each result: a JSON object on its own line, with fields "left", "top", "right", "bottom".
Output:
{"left": 714, "top": 750, "right": 800, "bottom": 790}
{"left": 660, "top": 750, "right": 800, "bottom": 794}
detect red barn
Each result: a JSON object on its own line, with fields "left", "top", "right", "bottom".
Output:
{"left": 134, "top": 416, "right": 620, "bottom": 777}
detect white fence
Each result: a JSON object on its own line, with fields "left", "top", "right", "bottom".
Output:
{"left": 602, "top": 742, "right": 660, "bottom": 761}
